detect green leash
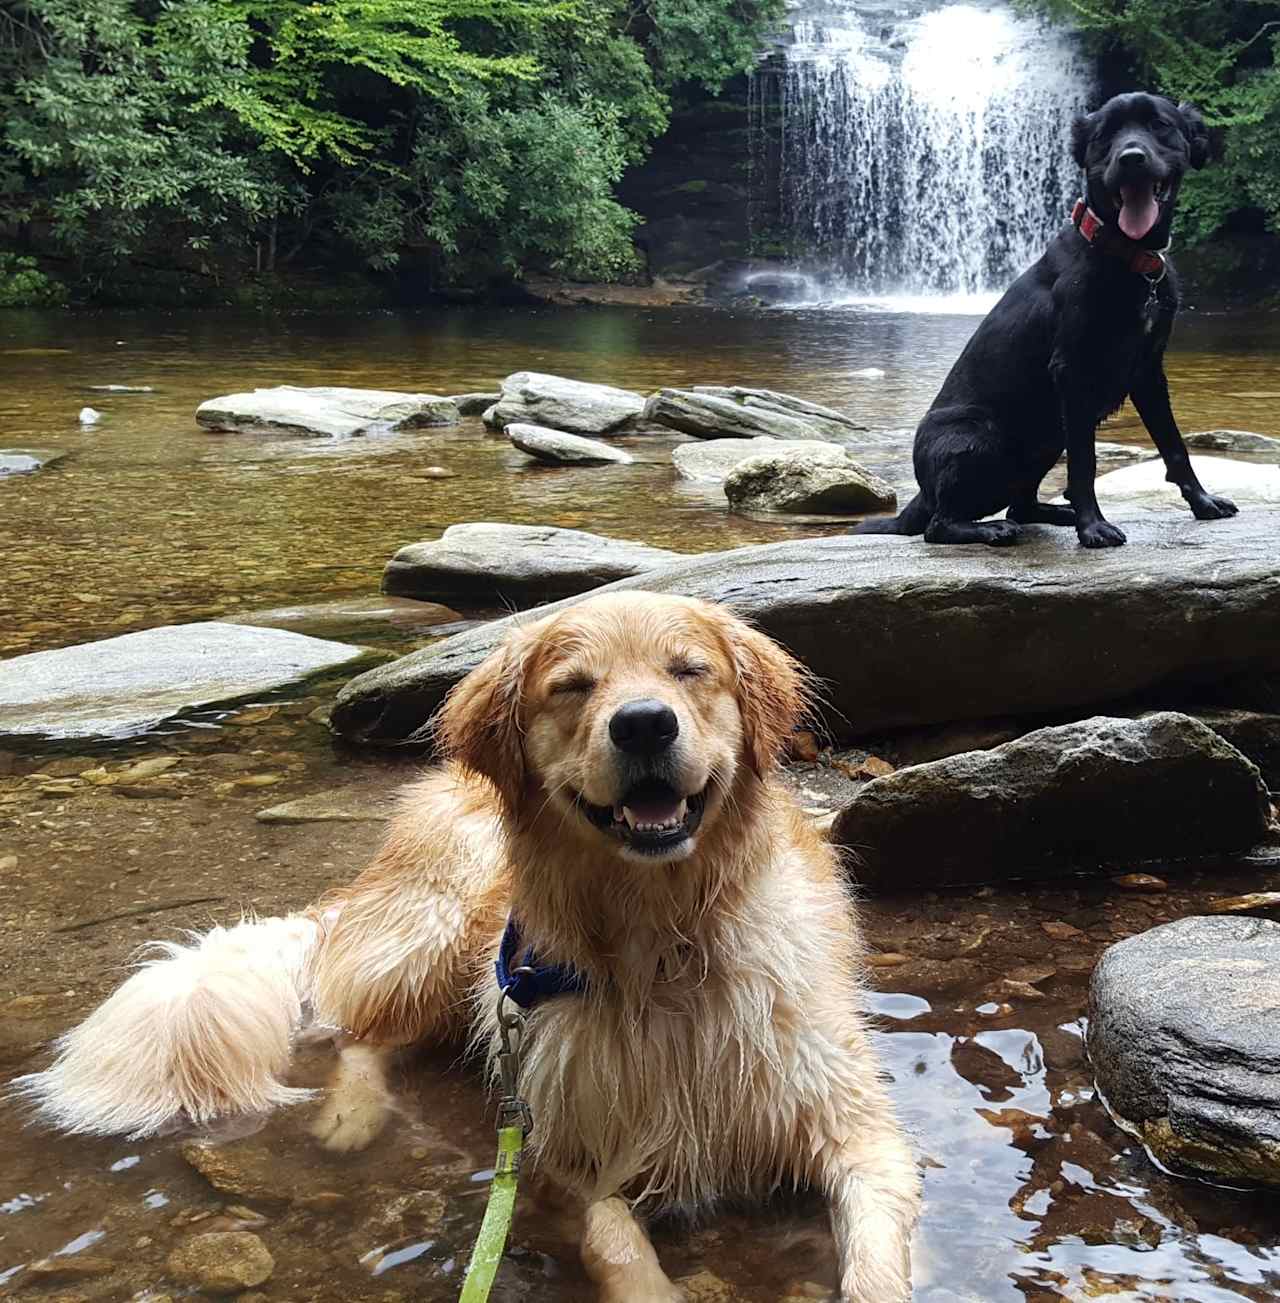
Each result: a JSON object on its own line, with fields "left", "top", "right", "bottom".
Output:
{"left": 458, "top": 971, "right": 535, "bottom": 1302}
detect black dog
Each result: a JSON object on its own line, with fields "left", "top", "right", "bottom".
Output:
{"left": 854, "top": 92, "right": 1237, "bottom": 547}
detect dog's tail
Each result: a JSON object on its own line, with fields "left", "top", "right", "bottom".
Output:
{"left": 849, "top": 492, "right": 929, "bottom": 536}
{"left": 11, "top": 914, "right": 321, "bottom": 1139}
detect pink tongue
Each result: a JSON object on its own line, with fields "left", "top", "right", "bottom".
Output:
{"left": 1118, "top": 182, "right": 1159, "bottom": 239}
{"left": 627, "top": 795, "right": 681, "bottom": 822}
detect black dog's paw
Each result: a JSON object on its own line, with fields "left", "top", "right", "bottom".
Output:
{"left": 1190, "top": 493, "right": 1239, "bottom": 520}
{"left": 982, "top": 521, "right": 1023, "bottom": 547}
{"left": 1077, "top": 520, "right": 1127, "bottom": 548}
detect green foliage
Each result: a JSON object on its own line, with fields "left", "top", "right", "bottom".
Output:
{"left": 0, "top": 252, "right": 67, "bottom": 306}
{"left": 0, "top": 0, "right": 783, "bottom": 295}
{"left": 1019, "top": 0, "right": 1280, "bottom": 241}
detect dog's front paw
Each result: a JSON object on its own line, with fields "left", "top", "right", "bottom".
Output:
{"left": 1190, "top": 492, "right": 1239, "bottom": 520}
{"left": 310, "top": 1087, "right": 390, "bottom": 1153}
{"left": 1077, "top": 520, "right": 1127, "bottom": 548}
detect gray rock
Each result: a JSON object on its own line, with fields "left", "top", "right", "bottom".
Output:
{"left": 1088, "top": 915, "right": 1280, "bottom": 1184}
{"left": 644, "top": 388, "right": 833, "bottom": 441}
{"left": 166, "top": 1231, "right": 274, "bottom": 1294}
{"left": 690, "top": 385, "right": 865, "bottom": 438}
{"left": 830, "top": 714, "right": 1272, "bottom": 889}
{"left": 1095, "top": 440, "right": 1156, "bottom": 466}
{"left": 1185, "top": 429, "right": 1280, "bottom": 456}
{"left": 1187, "top": 708, "right": 1280, "bottom": 791}
{"left": 196, "top": 386, "right": 459, "bottom": 438}
{"left": 507, "top": 422, "right": 633, "bottom": 465}
{"left": 0, "top": 447, "right": 66, "bottom": 476}
{"left": 487, "top": 372, "right": 644, "bottom": 435}
{"left": 256, "top": 785, "right": 396, "bottom": 824}
{"left": 382, "top": 523, "right": 684, "bottom": 605}
{"left": 330, "top": 510, "right": 1280, "bottom": 747}
{"left": 1079, "top": 455, "right": 1280, "bottom": 508}
{"left": 672, "top": 437, "right": 834, "bottom": 485}
{"left": 724, "top": 446, "right": 897, "bottom": 515}
{"left": 86, "top": 384, "right": 154, "bottom": 393}
{"left": 220, "top": 595, "right": 461, "bottom": 641}
{"left": 449, "top": 391, "right": 500, "bottom": 416}
{"left": 0, "top": 623, "right": 367, "bottom": 740}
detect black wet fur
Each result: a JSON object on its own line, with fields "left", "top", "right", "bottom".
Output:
{"left": 851, "top": 92, "right": 1237, "bottom": 549}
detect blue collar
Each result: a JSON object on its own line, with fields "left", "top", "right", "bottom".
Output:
{"left": 495, "top": 915, "right": 588, "bottom": 1010}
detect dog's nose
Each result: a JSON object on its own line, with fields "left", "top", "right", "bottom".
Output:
{"left": 609, "top": 699, "right": 679, "bottom": 756}
{"left": 1118, "top": 145, "right": 1148, "bottom": 167}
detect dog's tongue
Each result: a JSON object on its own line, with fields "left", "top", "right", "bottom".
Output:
{"left": 1118, "top": 181, "right": 1159, "bottom": 240}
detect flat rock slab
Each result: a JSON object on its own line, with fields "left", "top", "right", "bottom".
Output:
{"left": 673, "top": 437, "right": 835, "bottom": 484}
{"left": 256, "top": 785, "right": 397, "bottom": 824}
{"left": 507, "top": 423, "right": 633, "bottom": 465}
{"left": 221, "top": 596, "right": 461, "bottom": 642}
{"left": 0, "top": 448, "right": 66, "bottom": 476}
{"left": 331, "top": 510, "right": 1280, "bottom": 747}
{"left": 0, "top": 623, "right": 368, "bottom": 740}
{"left": 382, "top": 523, "right": 684, "bottom": 605}
{"left": 1089, "top": 915, "right": 1280, "bottom": 1184}
{"left": 691, "top": 385, "right": 865, "bottom": 439}
{"left": 1185, "top": 429, "right": 1280, "bottom": 456}
{"left": 830, "top": 714, "right": 1272, "bottom": 889}
{"left": 196, "top": 386, "right": 459, "bottom": 438}
{"left": 1086, "top": 455, "right": 1280, "bottom": 507}
{"left": 486, "top": 372, "right": 644, "bottom": 435}
{"left": 644, "top": 388, "right": 835, "bottom": 441}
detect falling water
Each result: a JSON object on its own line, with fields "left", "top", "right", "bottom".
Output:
{"left": 749, "top": 0, "right": 1095, "bottom": 308}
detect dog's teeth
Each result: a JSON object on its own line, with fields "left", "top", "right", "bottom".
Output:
{"left": 675, "top": 798, "right": 688, "bottom": 822}
{"left": 621, "top": 806, "right": 637, "bottom": 829}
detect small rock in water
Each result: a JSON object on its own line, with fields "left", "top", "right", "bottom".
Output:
{"left": 181, "top": 1140, "right": 289, "bottom": 1203}
{"left": 1042, "top": 920, "right": 1084, "bottom": 941}
{"left": 865, "top": 952, "right": 910, "bottom": 968}
{"left": 725, "top": 445, "right": 897, "bottom": 515}
{"left": 507, "top": 422, "right": 633, "bottom": 465}
{"left": 0, "top": 853, "right": 16, "bottom": 872}
{"left": 166, "top": 1231, "right": 274, "bottom": 1294}
{"left": 995, "top": 978, "right": 1046, "bottom": 1002}
{"left": 676, "top": 1270, "right": 739, "bottom": 1302}
{"left": 851, "top": 367, "right": 886, "bottom": 379}
{"left": 1112, "top": 872, "right": 1168, "bottom": 893}
{"left": 87, "top": 384, "right": 154, "bottom": 393}
{"left": 448, "top": 391, "right": 501, "bottom": 416}
{"left": 1207, "top": 892, "right": 1280, "bottom": 915}
{"left": 26, "top": 1255, "right": 114, "bottom": 1280}
{"left": 416, "top": 465, "right": 456, "bottom": 478}
{"left": 78, "top": 407, "right": 102, "bottom": 425}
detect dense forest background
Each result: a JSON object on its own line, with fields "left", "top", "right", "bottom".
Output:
{"left": 1, "top": 0, "right": 1277, "bottom": 307}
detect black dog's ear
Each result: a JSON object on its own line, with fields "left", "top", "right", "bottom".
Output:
{"left": 1177, "top": 101, "right": 1212, "bottom": 169}
{"left": 1070, "top": 113, "right": 1095, "bottom": 169}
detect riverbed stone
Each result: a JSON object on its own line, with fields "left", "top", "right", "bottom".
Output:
{"left": 0, "top": 623, "right": 367, "bottom": 740}
{"left": 673, "top": 437, "right": 835, "bottom": 484}
{"left": 830, "top": 714, "right": 1272, "bottom": 889}
{"left": 449, "top": 391, "right": 500, "bottom": 415}
{"left": 0, "top": 447, "right": 66, "bottom": 476}
{"left": 196, "top": 386, "right": 459, "bottom": 438}
{"left": 1088, "top": 915, "right": 1280, "bottom": 1184}
{"left": 486, "top": 372, "right": 644, "bottom": 435}
{"left": 507, "top": 422, "right": 634, "bottom": 465}
{"left": 222, "top": 595, "right": 461, "bottom": 641}
{"left": 691, "top": 385, "right": 865, "bottom": 438}
{"left": 644, "top": 388, "right": 835, "bottom": 441}
{"left": 330, "top": 510, "right": 1280, "bottom": 747}
{"left": 1185, "top": 429, "right": 1280, "bottom": 456}
{"left": 255, "top": 784, "right": 396, "bottom": 824}
{"left": 725, "top": 445, "right": 897, "bottom": 515}
{"left": 1084, "top": 455, "right": 1280, "bottom": 508}
{"left": 383, "top": 523, "right": 684, "bottom": 605}
{"left": 166, "top": 1231, "right": 274, "bottom": 1294}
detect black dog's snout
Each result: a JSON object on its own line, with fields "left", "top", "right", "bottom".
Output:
{"left": 609, "top": 699, "right": 679, "bottom": 756}
{"left": 1118, "top": 145, "right": 1148, "bottom": 168}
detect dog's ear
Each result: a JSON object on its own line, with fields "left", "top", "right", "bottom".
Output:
{"left": 722, "top": 615, "right": 809, "bottom": 777}
{"left": 1177, "top": 101, "right": 1212, "bottom": 169}
{"left": 434, "top": 631, "right": 530, "bottom": 810}
{"left": 1070, "top": 112, "right": 1096, "bottom": 169}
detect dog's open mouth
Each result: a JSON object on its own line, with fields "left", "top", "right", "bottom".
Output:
{"left": 578, "top": 778, "right": 708, "bottom": 855}
{"left": 1115, "top": 179, "right": 1168, "bottom": 241}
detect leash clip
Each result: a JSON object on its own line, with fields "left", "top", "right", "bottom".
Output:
{"left": 495, "top": 969, "right": 534, "bottom": 1137}
{"left": 1143, "top": 251, "right": 1168, "bottom": 285}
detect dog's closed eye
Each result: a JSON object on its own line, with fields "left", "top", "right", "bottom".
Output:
{"left": 669, "top": 661, "right": 710, "bottom": 682}
{"left": 550, "top": 673, "right": 596, "bottom": 696}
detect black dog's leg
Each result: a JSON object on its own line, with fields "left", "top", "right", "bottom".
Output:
{"left": 1058, "top": 388, "right": 1126, "bottom": 548}
{"left": 1007, "top": 497, "right": 1076, "bottom": 526}
{"left": 924, "top": 515, "right": 1023, "bottom": 545}
{"left": 1130, "top": 367, "right": 1238, "bottom": 520}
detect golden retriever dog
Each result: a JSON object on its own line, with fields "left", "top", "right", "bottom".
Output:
{"left": 16, "top": 591, "right": 920, "bottom": 1302}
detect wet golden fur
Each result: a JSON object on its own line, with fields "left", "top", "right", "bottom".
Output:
{"left": 17, "top": 592, "right": 920, "bottom": 1301}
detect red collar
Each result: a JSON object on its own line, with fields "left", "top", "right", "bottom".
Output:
{"left": 1071, "top": 199, "right": 1168, "bottom": 280}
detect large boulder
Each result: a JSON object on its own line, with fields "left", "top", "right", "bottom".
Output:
{"left": 673, "top": 437, "right": 836, "bottom": 485}
{"left": 0, "top": 623, "right": 368, "bottom": 740}
{"left": 1089, "top": 916, "right": 1280, "bottom": 1184}
{"left": 691, "top": 386, "right": 865, "bottom": 439}
{"left": 1188, "top": 709, "right": 1280, "bottom": 791}
{"left": 485, "top": 372, "right": 644, "bottom": 435}
{"left": 330, "top": 510, "right": 1280, "bottom": 747}
{"left": 196, "top": 386, "right": 459, "bottom": 438}
{"left": 382, "top": 523, "right": 684, "bottom": 605}
{"left": 829, "top": 714, "right": 1273, "bottom": 889}
{"left": 1083, "top": 455, "right": 1280, "bottom": 508}
{"left": 1185, "top": 429, "right": 1280, "bottom": 456}
{"left": 643, "top": 388, "right": 837, "bottom": 441}
{"left": 724, "top": 446, "right": 897, "bottom": 515}
{"left": 449, "top": 391, "right": 500, "bottom": 416}
{"left": 507, "top": 423, "right": 633, "bottom": 466}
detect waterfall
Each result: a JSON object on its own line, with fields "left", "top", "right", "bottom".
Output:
{"left": 749, "top": 0, "right": 1095, "bottom": 307}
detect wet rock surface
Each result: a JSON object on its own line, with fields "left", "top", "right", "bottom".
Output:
{"left": 1085, "top": 455, "right": 1280, "bottom": 508}
{"left": 196, "top": 386, "right": 460, "bottom": 438}
{"left": 166, "top": 1230, "right": 274, "bottom": 1293}
{"left": 485, "top": 371, "right": 645, "bottom": 435}
{"left": 381, "top": 522, "right": 683, "bottom": 605}
{"left": 672, "top": 436, "right": 835, "bottom": 484}
{"left": 1089, "top": 915, "right": 1280, "bottom": 1184}
{"left": 219, "top": 596, "right": 462, "bottom": 642}
{"left": 724, "top": 445, "right": 897, "bottom": 515}
{"left": 644, "top": 387, "right": 838, "bottom": 441}
{"left": 690, "top": 385, "right": 865, "bottom": 439}
{"left": 332, "top": 510, "right": 1280, "bottom": 746}
{"left": 506, "top": 422, "right": 634, "bottom": 465}
{"left": 0, "top": 623, "right": 368, "bottom": 740}
{"left": 831, "top": 714, "right": 1273, "bottom": 889}
{"left": 1, "top": 447, "right": 68, "bottom": 476}
{"left": 255, "top": 783, "right": 396, "bottom": 824}
{"left": 1185, "top": 428, "right": 1280, "bottom": 455}
{"left": 1179, "top": 708, "right": 1280, "bottom": 792}
{"left": 448, "top": 391, "right": 500, "bottom": 415}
